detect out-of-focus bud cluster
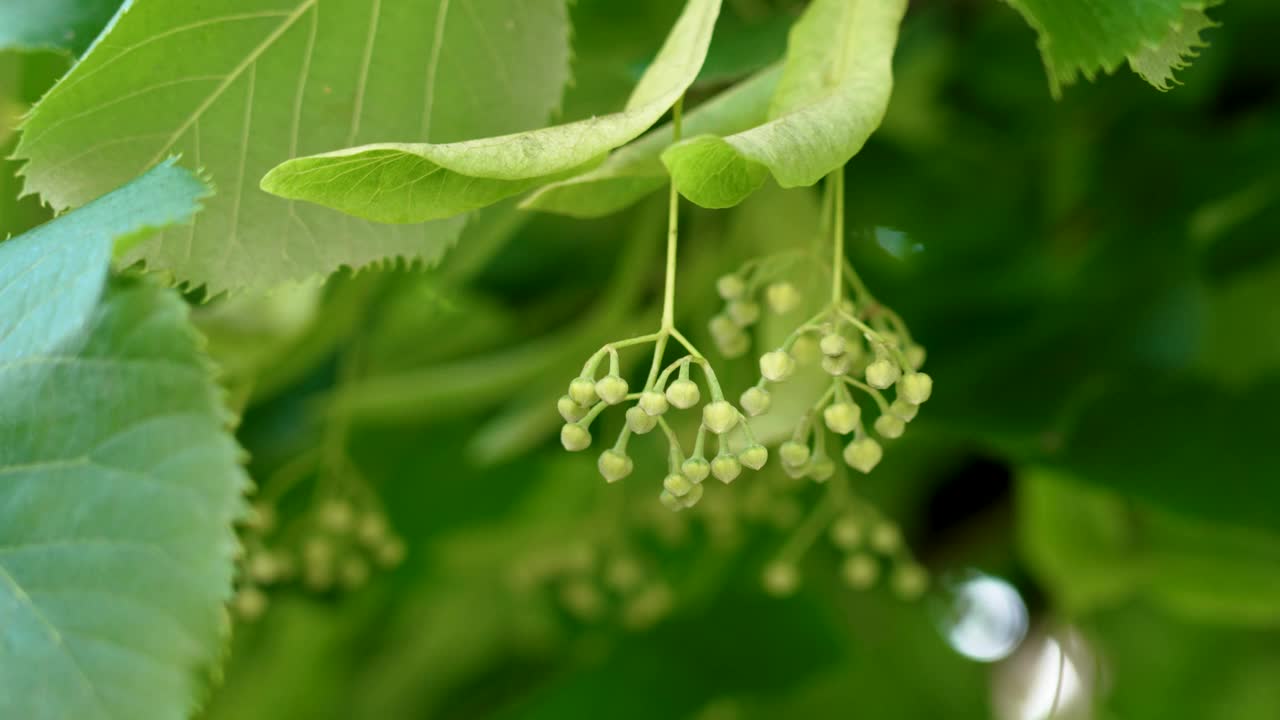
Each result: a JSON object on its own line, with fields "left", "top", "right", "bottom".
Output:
{"left": 708, "top": 268, "right": 803, "bottom": 359}
{"left": 509, "top": 544, "right": 675, "bottom": 632}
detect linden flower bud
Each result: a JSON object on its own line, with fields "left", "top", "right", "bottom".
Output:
{"left": 680, "top": 482, "right": 705, "bottom": 508}
{"left": 561, "top": 423, "right": 592, "bottom": 451}
{"left": 821, "top": 354, "right": 851, "bottom": 377}
{"left": 759, "top": 349, "right": 796, "bottom": 382}
{"left": 830, "top": 515, "right": 861, "bottom": 550}
{"left": 843, "top": 437, "right": 883, "bottom": 473}
{"left": 900, "top": 372, "right": 933, "bottom": 405}
{"left": 711, "top": 455, "right": 742, "bottom": 484}
{"left": 717, "top": 332, "right": 750, "bottom": 358}
{"left": 865, "top": 359, "right": 900, "bottom": 389}
{"left": 727, "top": 300, "right": 760, "bottom": 327}
{"left": 666, "top": 378, "right": 701, "bottom": 409}
{"left": 625, "top": 406, "right": 657, "bottom": 434}
{"left": 809, "top": 456, "right": 835, "bottom": 482}
{"left": 783, "top": 461, "right": 809, "bottom": 479}
{"left": 659, "top": 490, "right": 683, "bottom": 512}
{"left": 377, "top": 538, "right": 406, "bottom": 568}
{"left": 874, "top": 414, "right": 905, "bottom": 439}
{"left": 820, "top": 333, "right": 847, "bottom": 357}
{"left": 708, "top": 313, "right": 738, "bottom": 340}
{"left": 569, "top": 377, "right": 598, "bottom": 407}
{"left": 716, "top": 274, "right": 746, "bottom": 300}
{"left": 663, "top": 473, "right": 693, "bottom": 497}
{"left": 842, "top": 554, "right": 880, "bottom": 589}
{"left": 702, "top": 401, "right": 739, "bottom": 434}
{"left": 738, "top": 444, "right": 768, "bottom": 470}
{"left": 762, "top": 562, "right": 800, "bottom": 597}
{"left": 740, "top": 386, "right": 771, "bottom": 416}
{"left": 766, "top": 282, "right": 801, "bottom": 315}
{"left": 558, "top": 395, "right": 587, "bottom": 422}
{"left": 892, "top": 563, "right": 929, "bottom": 600}
{"left": 871, "top": 522, "right": 902, "bottom": 553}
{"left": 889, "top": 399, "right": 919, "bottom": 422}
{"left": 639, "top": 390, "right": 669, "bottom": 416}
{"left": 681, "top": 456, "right": 711, "bottom": 484}
{"left": 780, "top": 440, "right": 811, "bottom": 468}
{"left": 823, "top": 402, "right": 861, "bottom": 435}
{"left": 598, "top": 449, "right": 634, "bottom": 483}
{"left": 905, "top": 345, "right": 927, "bottom": 370}
{"left": 319, "top": 500, "right": 353, "bottom": 533}
{"left": 233, "top": 586, "right": 269, "bottom": 620}
{"left": 595, "top": 375, "right": 629, "bottom": 405}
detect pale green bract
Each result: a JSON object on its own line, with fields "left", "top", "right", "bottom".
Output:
{"left": 661, "top": 0, "right": 907, "bottom": 209}
{"left": 1002, "top": 0, "right": 1222, "bottom": 97}
{"left": 521, "top": 65, "right": 781, "bottom": 219}
{"left": 0, "top": 161, "right": 249, "bottom": 719}
{"left": 15, "top": 0, "right": 572, "bottom": 293}
{"left": 261, "top": 0, "right": 722, "bottom": 224}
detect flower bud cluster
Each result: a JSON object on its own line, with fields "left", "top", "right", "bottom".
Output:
{"left": 708, "top": 267, "right": 804, "bottom": 358}
{"left": 512, "top": 546, "right": 675, "bottom": 631}
{"left": 827, "top": 512, "right": 928, "bottom": 599}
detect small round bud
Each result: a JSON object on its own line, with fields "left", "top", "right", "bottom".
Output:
{"left": 783, "top": 461, "right": 810, "bottom": 479}
{"left": 340, "top": 557, "right": 370, "bottom": 589}
{"left": 666, "top": 378, "right": 701, "bottom": 409}
{"left": 245, "top": 502, "right": 276, "bottom": 533}
{"left": 716, "top": 274, "right": 746, "bottom": 300}
{"left": 871, "top": 522, "right": 902, "bottom": 553}
{"left": 874, "top": 413, "right": 905, "bottom": 439}
{"left": 900, "top": 372, "right": 933, "bottom": 405}
{"left": 357, "top": 513, "right": 388, "bottom": 546}
{"left": 597, "top": 449, "right": 634, "bottom": 483}
{"left": 738, "top": 444, "right": 768, "bottom": 470}
{"left": 625, "top": 406, "right": 657, "bottom": 434}
{"left": 820, "top": 333, "right": 847, "bottom": 357}
{"left": 779, "top": 440, "right": 811, "bottom": 468}
{"left": 889, "top": 399, "right": 919, "bottom": 422}
{"left": 595, "top": 375, "right": 629, "bottom": 405}
{"left": 605, "top": 557, "right": 643, "bottom": 592}
{"left": 639, "top": 390, "right": 669, "bottom": 416}
{"left": 892, "top": 563, "right": 929, "bottom": 600}
{"left": 569, "top": 377, "right": 598, "bottom": 406}
{"left": 319, "top": 500, "right": 353, "bottom": 533}
{"left": 809, "top": 456, "right": 835, "bottom": 482}
{"left": 558, "top": 395, "right": 587, "bottom": 422}
{"left": 823, "top": 402, "right": 861, "bottom": 435}
{"left": 792, "top": 335, "right": 820, "bottom": 364}
{"left": 716, "top": 332, "right": 750, "bottom": 358}
{"left": 821, "top": 354, "right": 851, "bottom": 376}
{"left": 759, "top": 350, "right": 796, "bottom": 382}
{"left": 865, "top": 359, "right": 900, "bottom": 389}
{"left": 830, "top": 515, "right": 861, "bottom": 550}
{"left": 765, "top": 282, "right": 802, "bottom": 315}
{"left": 905, "top": 345, "right": 927, "bottom": 370}
{"left": 843, "top": 437, "right": 883, "bottom": 473}
{"left": 663, "top": 473, "right": 693, "bottom": 497}
{"left": 679, "top": 483, "right": 705, "bottom": 508}
{"left": 708, "top": 313, "right": 738, "bottom": 340}
{"left": 702, "top": 401, "right": 739, "bottom": 434}
{"left": 762, "top": 562, "right": 800, "bottom": 597}
{"left": 727, "top": 300, "right": 760, "bottom": 327}
{"left": 233, "top": 586, "right": 269, "bottom": 620}
{"left": 740, "top": 386, "right": 771, "bottom": 416}
{"left": 711, "top": 455, "right": 742, "bottom": 484}
{"left": 842, "top": 554, "right": 880, "bottom": 589}
{"left": 681, "top": 456, "right": 710, "bottom": 484}
{"left": 561, "top": 423, "right": 592, "bottom": 451}
{"left": 376, "top": 538, "right": 406, "bottom": 567}
{"left": 248, "top": 553, "right": 281, "bottom": 584}
{"left": 659, "top": 490, "right": 684, "bottom": 512}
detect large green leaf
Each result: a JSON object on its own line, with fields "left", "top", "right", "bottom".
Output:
{"left": 0, "top": 0, "right": 122, "bottom": 55}
{"left": 14, "top": 0, "right": 572, "bottom": 293}
{"left": 260, "top": 0, "right": 722, "bottom": 224}
{"left": 1002, "top": 0, "right": 1222, "bottom": 97}
{"left": 1019, "top": 469, "right": 1280, "bottom": 626}
{"left": 661, "top": 0, "right": 906, "bottom": 209}
{"left": 521, "top": 65, "right": 780, "bottom": 218}
{"left": 0, "top": 162, "right": 248, "bottom": 719}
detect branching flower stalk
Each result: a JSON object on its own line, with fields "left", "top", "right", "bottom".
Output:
{"left": 558, "top": 98, "right": 768, "bottom": 511}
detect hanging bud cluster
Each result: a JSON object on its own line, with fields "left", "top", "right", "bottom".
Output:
{"left": 707, "top": 267, "right": 804, "bottom": 357}
{"left": 510, "top": 544, "right": 675, "bottom": 631}
{"left": 827, "top": 512, "right": 929, "bottom": 599}
{"left": 559, "top": 329, "right": 770, "bottom": 511}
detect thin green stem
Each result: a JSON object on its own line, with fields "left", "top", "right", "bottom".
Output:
{"left": 831, "top": 169, "right": 845, "bottom": 306}
{"left": 661, "top": 97, "right": 685, "bottom": 331}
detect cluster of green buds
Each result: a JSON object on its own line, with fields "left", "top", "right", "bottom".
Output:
{"left": 235, "top": 496, "right": 406, "bottom": 620}
{"left": 558, "top": 327, "right": 770, "bottom": 511}
{"left": 511, "top": 544, "right": 675, "bottom": 631}
{"left": 707, "top": 267, "right": 804, "bottom": 358}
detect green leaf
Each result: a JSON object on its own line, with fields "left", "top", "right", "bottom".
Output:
{"left": 0, "top": 164, "right": 247, "bottom": 719}
{"left": 661, "top": 0, "right": 906, "bottom": 209}
{"left": 0, "top": 0, "right": 122, "bottom": 55}
{"left": 1002, "top": 0, "right": 1221, "bottom": 97}
{"left": 521, "top": 65, "right": 781, "bottom": 218}
{"left": 14, "top": 0, "right": 572, "bottom": 293}
{"left": 1019, "top": 469, "right": 1280, "bottom": 626}
{"left": 260, "top": 0, "right": 722, "bottom": 224}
